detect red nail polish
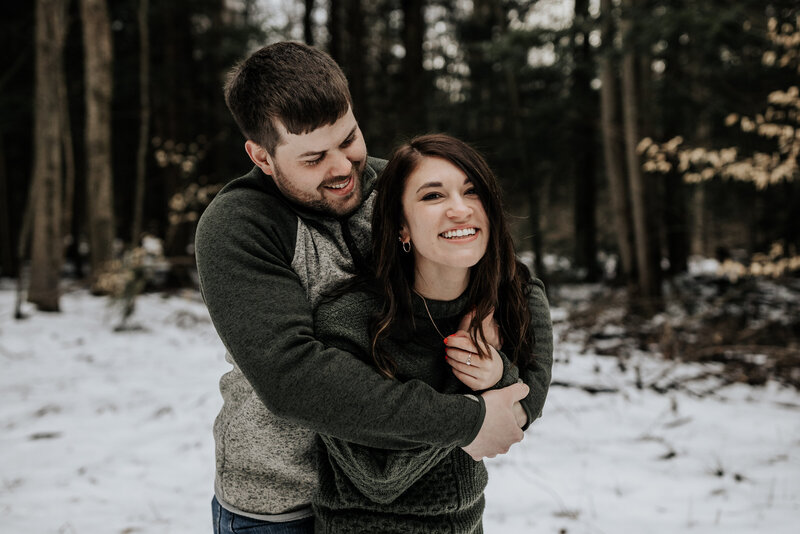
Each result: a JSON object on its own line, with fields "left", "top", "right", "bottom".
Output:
{"left": 443, "top": 337, "right": 449, "bottom": 344}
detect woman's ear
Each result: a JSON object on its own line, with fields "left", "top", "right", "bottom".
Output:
{"left": 399, "top": 224, "right": 410, "bottom": 243}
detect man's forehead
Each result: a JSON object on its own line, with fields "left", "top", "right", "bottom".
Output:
{"left": 273, "top": 108, "right": 356, "bottom": 156}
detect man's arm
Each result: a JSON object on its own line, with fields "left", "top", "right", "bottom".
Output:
{"left": 195, "top": 187, "right": 482, "bottom": 450}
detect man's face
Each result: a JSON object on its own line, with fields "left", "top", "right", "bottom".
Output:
{"left": 255, "top": 107, "right": 368, "bottom": 217}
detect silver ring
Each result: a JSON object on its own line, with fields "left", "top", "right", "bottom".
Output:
{"left": 466, "top": 354, "right": 472, "bottom": 366}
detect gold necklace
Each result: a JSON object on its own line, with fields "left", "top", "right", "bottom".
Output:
{"left": 414, "top": 290, "right": 446, "bottom": 340}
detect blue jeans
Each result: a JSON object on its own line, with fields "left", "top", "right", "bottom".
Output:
{"left": 211, "top": 496, "right": 314, "bottom": 534}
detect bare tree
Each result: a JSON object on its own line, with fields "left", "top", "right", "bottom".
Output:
{"left": 80, "top": 0, "right": 115, "bottom": 286}
{"left": 132, "top": 0, "right": 150, "bottom": 245}
{"left": 599, "top": 0, "right": 634, "bottom": 282}
{"left": 28, "top": 0, "right": 69, "bottom": 311}
{"left": 572, "top": 0, "right": 600, "bottom": 281}
{"left": 620, "top": 0, "right": 660, "bottom": 303}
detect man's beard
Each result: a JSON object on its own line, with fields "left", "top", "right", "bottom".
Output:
{"left": 272, "top": 159, "right": 367, "bottom": 217}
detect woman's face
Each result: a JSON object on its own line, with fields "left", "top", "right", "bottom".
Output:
{"left": 399, "top": 156, "right": 490, "bottom": 280}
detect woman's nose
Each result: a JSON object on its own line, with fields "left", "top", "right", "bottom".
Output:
{"left": 446, "top": 196, "right": 473, "bottom": 219}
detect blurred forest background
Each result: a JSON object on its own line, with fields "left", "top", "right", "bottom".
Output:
{"left": 1, "top": 0, "right": 799, "bottom": 339}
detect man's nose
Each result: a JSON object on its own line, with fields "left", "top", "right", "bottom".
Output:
{"left": 329, "top": 150, "right": 353, "bottom": 178}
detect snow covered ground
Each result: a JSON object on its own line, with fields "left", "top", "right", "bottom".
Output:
{"left": 1, "top": 285, "right": 798, "bottom": 533}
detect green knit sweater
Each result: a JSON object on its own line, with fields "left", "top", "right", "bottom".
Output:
{"left": 313, "top": 288, "right": 528, "bottom": 533}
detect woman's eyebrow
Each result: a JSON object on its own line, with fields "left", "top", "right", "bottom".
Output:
{"left": 416, "top": 181, "right": 442, "bottom": 193}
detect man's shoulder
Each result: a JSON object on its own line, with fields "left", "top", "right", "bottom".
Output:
{"left": 201, "top": 167, "right": 296, "bottom": 227}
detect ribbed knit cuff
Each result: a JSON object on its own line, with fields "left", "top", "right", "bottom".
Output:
{"left": 458, "top": 394, "right": 486, "bottom": 447}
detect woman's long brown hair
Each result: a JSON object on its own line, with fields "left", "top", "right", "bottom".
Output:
{"left": 369, "top": 134, "right": 534, "bottom": 379}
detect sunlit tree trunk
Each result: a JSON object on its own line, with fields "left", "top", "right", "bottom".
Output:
{"left": 80, "top": 0, "right": 115, "bottom": 285}
{"left": 28, "top": 0, "right": 69, "bottom": 311}
{"left": 620, "top": 0, "right": 660, "bottom": 303}
{"left": 599, "top": 0, "right": 634, "bottom": 283}
{"left": 132, "top": 0, "right": 150, "bottom": 245}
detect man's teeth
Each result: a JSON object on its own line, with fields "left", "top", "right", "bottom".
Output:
{"left": 441, "top": 228, "right": 477, "bottom": 239}
{"left": 327, "top": 178, "right": 350, "bottom": 189}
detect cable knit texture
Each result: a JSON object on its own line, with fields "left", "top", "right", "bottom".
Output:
{"left": 313, "top": 289, "right": 524, "bottom": 533}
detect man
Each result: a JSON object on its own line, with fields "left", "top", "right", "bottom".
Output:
{"left": 195, "top": 42, "right": 553, "bottom": 533}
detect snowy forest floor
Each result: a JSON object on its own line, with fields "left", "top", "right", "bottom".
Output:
{"left": 0, "top": 276, "right": 798, "bottom": 533}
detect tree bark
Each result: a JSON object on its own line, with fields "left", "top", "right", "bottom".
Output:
{"left": 132, "top": 0, "right": 150, "bottom": 245}
{"left": 80, "top": 0, "right": 115, "bottom": 285}
{"left": 599, "top": 0, "right": 634, "bottom": 282}
{"left": 620, "top": 0, "right": 660, "bottom": 303}
{"left": 28, "top": 0, "right": 69, "bottom": 311}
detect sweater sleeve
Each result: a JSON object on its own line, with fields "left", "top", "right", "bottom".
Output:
{"left": 195, "top": 183, "right": 483, "bottom": 450}
{"left": 313, "top": 293, "right": 461, "bottom": 504}
{"left": 518, "top": 277, "right": 554, "bottom": 430}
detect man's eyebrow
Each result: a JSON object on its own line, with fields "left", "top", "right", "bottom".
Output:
{"left": 297, "top": 126, "right": 358, "bottom": 159}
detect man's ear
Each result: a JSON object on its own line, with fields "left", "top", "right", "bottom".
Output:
{"left": 245, "top": 140, "right": 274, "bottom": 176}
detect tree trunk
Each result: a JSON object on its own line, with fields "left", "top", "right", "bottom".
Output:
{"left": 328, "top": 0, "right": 342, "bottom": 62}
{"left": 489, "top": 0, "right": 546, "bottom": 281}
{"left": 132, "top": 0, "right": 150, "bottom": 245}
{"left": 0, "top": 133, "right": 15, "bottom": 277}
{"left": 344, "top": 0, "right": 366, "bottom": 125}
{"left": 304, "top": 0, "right": 315, "bottom": 46}
{"left": 28, "top": 0, "right": 69, "bottom": 311}
{"left": 572, "top": 0, "right": 599, "bottom": 281}
{"left": 400, "top": 0, "right": 425, "bottom": 138}
{"left": 620, "top": 0, "right": 660, "bottom": 303}
{"left": 599, "top": 0, "right": 634, "bottom": 283}
{"left": 80, "top": 0, "right": 115, "bottom": 286}
{"left": 57, "top": 41, "right": 76, "bottom": 250}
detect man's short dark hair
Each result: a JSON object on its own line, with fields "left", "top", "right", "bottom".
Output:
{"left": 224, "top": 42, "right": 352, "bottom": 155}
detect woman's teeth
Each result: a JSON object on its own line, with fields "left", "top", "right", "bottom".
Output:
{"left": 440, "top": 228, "right": 477, "bottom": 239}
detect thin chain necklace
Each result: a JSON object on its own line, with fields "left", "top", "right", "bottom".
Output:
{"left": 413, "top": 289, "right": 446, "bottom": 340}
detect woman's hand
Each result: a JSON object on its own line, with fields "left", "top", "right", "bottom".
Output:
{"left": 458, "top": 308, "right": 503, "bottom": 351}
{"left": 444, "top": 330, "right": 504, "bottom": 391}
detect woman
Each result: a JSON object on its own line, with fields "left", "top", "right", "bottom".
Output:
{"left": 313, "top": 134, "right": 547, "bottom": 533}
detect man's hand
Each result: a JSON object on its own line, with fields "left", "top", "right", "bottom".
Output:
{"left": 458, "top": 308, "right": 503, "bottom": 350}
{"left": 512, "top": 401, "right": 528, "bottom": 428}
{"left": 461, "top": 382, "right": 529, "bottom": 461}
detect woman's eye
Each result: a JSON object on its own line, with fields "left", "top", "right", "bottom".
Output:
{"left": 421, "top": 192, "right": 442, "bottom": 201}
{"left": 465, "top": 187, "right": 478, "bottom": 196}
